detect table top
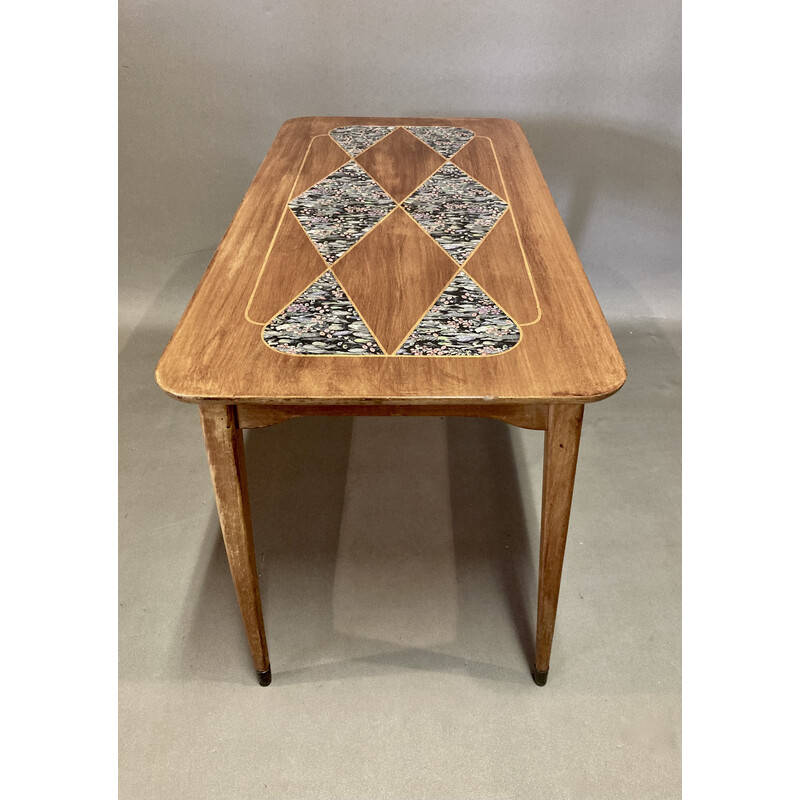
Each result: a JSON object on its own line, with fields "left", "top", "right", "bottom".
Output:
{"left": 156, "top": 117, "right": 626, "bottom": 406}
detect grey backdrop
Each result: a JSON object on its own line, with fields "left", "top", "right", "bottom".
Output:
{"left": 119, "top": 0, "right": 680, "bottom": 341}
{"left": 119, "top": 4, "right": 681, "bottom": 797}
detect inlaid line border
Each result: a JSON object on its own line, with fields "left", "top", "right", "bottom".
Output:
{"left": 244, "top": 134, "right": 328, "bottom": 325}
{"left": 476, "top": 135, "right": 542, "bottom": 326}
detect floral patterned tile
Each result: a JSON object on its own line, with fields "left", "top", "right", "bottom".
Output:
{"left": 262, "top": 271, "right": 383, "bottom": 355}
{"left": 404, "top": 126, "right": 474, "bottom": 158}
{"left": 288, "top": 161, "right": 396, "bottom": 264}
{"left": 329, "top": 126, "right": 396, "bottom": 157}
{"left": 401, "top": 162, "right": 508, "bottom": 265}
{"left": 396, "top": 271, "right": 520, "bottom": 356}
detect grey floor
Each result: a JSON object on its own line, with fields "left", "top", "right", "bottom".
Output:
{"left": 120, "top": 272, "right": 681, "bottom": 798}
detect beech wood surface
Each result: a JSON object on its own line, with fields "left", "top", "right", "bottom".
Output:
{"left": 332, "top": 208, "right": 459, "bottom": 355}
{"left": 199, "top": 404, "right": 270, "bottom": 673}
{"left": 535, "top": 403, "right": 584, "bottom": 677}
{"left": 155, "top": 117, "right": 626, "bottom": 406}
{"left": 355, "top": 126, "right": 446, "bottom": 201}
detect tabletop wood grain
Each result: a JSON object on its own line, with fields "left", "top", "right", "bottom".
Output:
{"left": 156, "top": 117, "right": 626, "bottom": 406}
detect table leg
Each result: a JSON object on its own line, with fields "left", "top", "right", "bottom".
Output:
{"left": 534, "top": 403, "right": 584, "bottom": 686}
{"left": 199, "top": 404, "right": 271, "bottom": 686}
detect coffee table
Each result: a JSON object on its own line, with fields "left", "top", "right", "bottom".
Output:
{"left": 156, "top": 116, "right": 626, "bottom": 687}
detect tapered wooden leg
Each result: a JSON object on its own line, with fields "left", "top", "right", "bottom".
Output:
{"left": 199, "top": 403, "right": 271, "bottom": 686}
{"left": 534, "top": 403, "right": 584, "bottom": 686}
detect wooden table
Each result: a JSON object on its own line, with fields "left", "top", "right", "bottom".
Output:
{"left": 156, "top": 117, "right": 626, "bottom": 686}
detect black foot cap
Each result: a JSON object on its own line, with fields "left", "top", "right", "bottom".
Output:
{"left": 532, "top": 667, "right": 548, "bottom": 686}
{"left": 257, "top": 667, "right": 272, "bottom": 687}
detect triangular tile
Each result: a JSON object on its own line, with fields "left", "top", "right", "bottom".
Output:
{"left": 329, "top": 125, "right": 396, "bottom": 157}
{"left": 396, "top": 271, "right": 520, "bottom": 356}
{"left": 333, "top": 209, "right": 459, "bottom": 354}
{"left": 356, "top": 127, "right": 445, "bottom": 202}
{"left": 262, "top": 271, "right": 383, "bottom": 355}
{"left": 405, "top": 126, "right": 474, "bottom": 158}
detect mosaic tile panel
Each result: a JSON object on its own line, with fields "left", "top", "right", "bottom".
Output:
{"left": 396, "top": 271, "right": 520, "bottom": 356}
{"left": 330, "top": 126, "right": 396, "bottom": 157}
{"left": 401, "top": 162, "right": 508, "bottom": 265}
{"left": 258, "top": 126, "right": 529, "bottom": 358}
{"left": 288, "top": 161, "right": 396, "bottom": 264}
{"left": 405, "top": 126, "right": 474, "bottom": 158}
{"left": 262, "top": 271, "right": 383, "bottom": 355}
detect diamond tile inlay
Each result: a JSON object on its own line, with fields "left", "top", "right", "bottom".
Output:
{"left": 253, "top": 125, "right": 535, "bottom": 358}
{"left": 396, "top": 271, "right": 520, "bottom": 356}
{"left": 263, "top": 270, "right": 382, "bottom": 355}
{"left": 401, "top": 162, "right": 508, "bottom": 265}
{"left": 405, "top": 126, "right": 474, "bottom": 158}
{"left": 333, "top": 208, "right": 459, "bottom": 354}
{"left": 288, "top": 161, "right": 396, "bottom": 264}
{"left": 330, "top": 126, "right": 396, "bottom": 157}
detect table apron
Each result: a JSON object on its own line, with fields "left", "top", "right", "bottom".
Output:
{"left": 235, "top": 402, "right": 550, "bottom": 431}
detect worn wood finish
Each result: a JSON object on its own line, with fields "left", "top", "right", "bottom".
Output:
{"left": 534, "top": 403, "right": 584, "bottom": 685}
{"left": 155, "top": 117, "right": 626, "bottom": 406}
{"left": 236, "top": 402, "right": 548, "bottom": 430}
{"left": 199, "top": 404, "right": 271, "bottom": 682}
